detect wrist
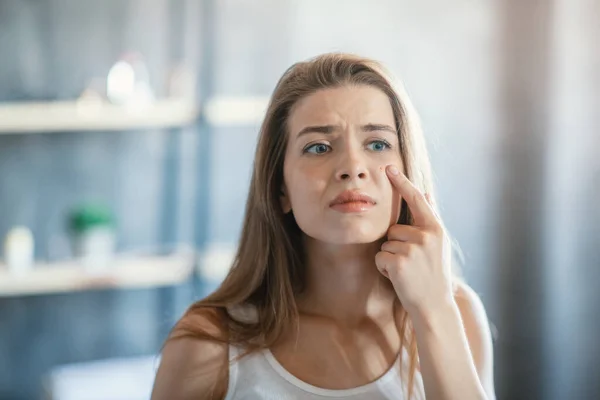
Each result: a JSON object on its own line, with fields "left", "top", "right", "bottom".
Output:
{"left": 410, "top": 298, "right": 461, "bottom": 335}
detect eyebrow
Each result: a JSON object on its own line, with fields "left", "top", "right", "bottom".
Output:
{"left": 296, "top": 123, "right": 397, "bottom": 138}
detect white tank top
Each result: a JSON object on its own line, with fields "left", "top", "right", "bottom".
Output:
{"left": 224, "top": 306, "right": 425, "bottom": 399}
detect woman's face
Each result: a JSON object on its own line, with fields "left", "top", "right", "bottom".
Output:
{"left": 282, "top": 85, "right": 404, "bottom": 245}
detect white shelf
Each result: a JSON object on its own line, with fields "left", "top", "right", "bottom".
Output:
{"left": 0, "top": 98, "right": 199, "bottom": 134}
{"left": 0, "top": 96, "right": 273, "bottom": 133}
{"left": 204, "top": 95, "right": 270, "bottom": 126}
{"left": 0, "top": 252, "right": 194, "bottom": 297}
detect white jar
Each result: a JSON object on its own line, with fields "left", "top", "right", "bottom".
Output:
{"left": 3, "top": 226, "right": 35, "bottom": 275}
{"left": 73, "top": 226, "right": 116, "bottom": 274}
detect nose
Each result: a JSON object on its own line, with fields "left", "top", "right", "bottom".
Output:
{"left": 335, "top": 147, "right": 369, "bottom": 182}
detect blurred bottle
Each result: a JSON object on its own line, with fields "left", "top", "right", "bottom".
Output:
{"left": 106, "top": 52, "right": 155, "bottom": 109}
{"left": 68, "top": 203, "right": 116, "bottom": 274}
{"left": 2, "top": 226, "right": 35, "bottom": 275}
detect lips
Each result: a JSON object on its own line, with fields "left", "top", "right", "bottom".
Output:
{"left": 329, "top": 190, "right": 376, "bottom": 213}
{"left": 330, "top": 190, "right": 376, "bottom": 206}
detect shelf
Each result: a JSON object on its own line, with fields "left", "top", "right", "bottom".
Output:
{"left": 0, "top": 98, "right": 199, "bottom": 134}
{"left": 0, "top": 95, "right": 273, "bottom": 133}
{"left": 204, "top": 96, "right": 270, "bottom": 126}
{"left": 0, "top": 252, "right": 194, "bottom": 297}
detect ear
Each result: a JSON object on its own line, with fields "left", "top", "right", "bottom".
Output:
{"left": 280, "top": 185, "right": 292, "bottom": 214}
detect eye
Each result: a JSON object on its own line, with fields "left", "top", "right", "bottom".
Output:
{"left": 304, "top": 143, "right": 331, "bottom": 154}
{"left": 366, "top": 140, "right": 392, "bottom": 152}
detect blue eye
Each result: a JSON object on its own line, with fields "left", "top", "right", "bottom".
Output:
{"left": 304, "top": 143, "right": 330, "bottom": 154}
{"left": 367, "top": 140, "right": 391, "bottom": 152}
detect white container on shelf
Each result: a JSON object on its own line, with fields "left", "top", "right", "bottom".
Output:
{"left": 73, "top": 226, "right": 116, "bottom": 275}
{"left": 68, "top": 203, "right": 117, "bottom": 275}
{"left": 2, "top": 226, "right": 35, "bottom": 275}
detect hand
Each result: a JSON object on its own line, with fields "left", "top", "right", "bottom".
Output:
{"left": 375, "top": 165, "right": 454, "bottom": 320}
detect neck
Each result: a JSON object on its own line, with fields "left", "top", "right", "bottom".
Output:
{"left": 296, "top": 235, "right": 399, "bottom": 327}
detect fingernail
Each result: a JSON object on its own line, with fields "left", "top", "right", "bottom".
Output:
{"left": 387, "top": 165, "right": 399, "bottom": 175}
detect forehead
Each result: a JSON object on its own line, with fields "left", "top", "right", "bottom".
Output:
{"left": 287, "top": 85, "right": 395, "bottom": 132}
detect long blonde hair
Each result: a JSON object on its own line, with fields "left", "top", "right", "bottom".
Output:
{"left": 173, "top": 52, "right": 462, "bottom": 399}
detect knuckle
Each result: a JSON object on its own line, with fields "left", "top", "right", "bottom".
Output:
{"left": 421, "top": 232, "right": 435, "bottom": 246}
{"left": 376, "top": 251, "right": 390, "bottom": 267}
{"left": 415, "top": 232, "right": 427, "bottom": 245}
{"left": 394, "top": 254, "right": 408, "bottom": 268}
{"left": 381, "top": 241, "right": 392, "bottom": 252}
{"left": 414, "top": 191, "right": 426, "bottom": 204}
{"left": 429, "top": 224, "right": 444, "bottom": 237}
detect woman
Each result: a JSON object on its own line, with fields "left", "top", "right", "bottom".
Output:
{"left": 151, "top": 53, "right": 496, "bottom": 399}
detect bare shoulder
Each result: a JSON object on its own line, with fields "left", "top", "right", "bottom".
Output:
{"left": 453, "top": 280, "right": 496, "bottom": 399}
{"left": 151, "top": 307, "right": 229, "bottom": 400}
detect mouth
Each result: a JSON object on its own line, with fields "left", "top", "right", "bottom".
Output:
{"left": 329, "top": 190, "right": 376, "bottom": 213}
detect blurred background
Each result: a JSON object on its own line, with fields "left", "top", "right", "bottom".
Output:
{"left": 0, "top": 0, "right": 598, "bottom": 399}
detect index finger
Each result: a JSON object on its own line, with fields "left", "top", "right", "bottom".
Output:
{"left": 386, "top": 165, "right": 437, "bottom": 228}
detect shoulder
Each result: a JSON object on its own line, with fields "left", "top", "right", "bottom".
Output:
{"left": 151, "top": 307, "right": 230, "bottom": 400}
{"left": 453, "top": 280, "right": 496, "bottom": 399}
{"left": 452, "top": 280, "right": 491, "bottom": 332}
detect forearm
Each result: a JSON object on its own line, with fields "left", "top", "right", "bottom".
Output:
{"left": 411, "top": 301, "right": 487, "bottom": 400}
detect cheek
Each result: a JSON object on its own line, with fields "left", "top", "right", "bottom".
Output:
{"left": 376, "top": 165, "right": 402, "bottom": 223}
{"left": 287, "top": 168, "right": 323, "bottom": 205}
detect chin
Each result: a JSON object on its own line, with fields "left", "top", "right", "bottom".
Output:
{"left": 327, "top": 235, "right": 382, "bottom": 245}
{"left": 309, "top": 223, "right": 388, "bottom": 245}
